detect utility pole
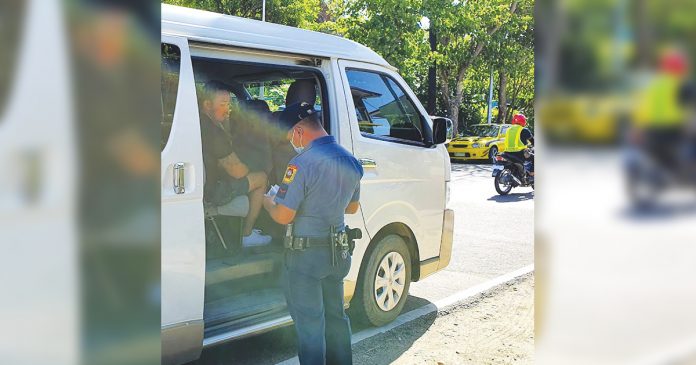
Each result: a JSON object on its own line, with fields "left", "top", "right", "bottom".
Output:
{"left": 486, "top": 68, "right": 494, "bottom": 124}
{"left": 262, "top": 0, "right": 266, "bottom": 22}
{"left": 261, "top": 0, "right": 267, "bottom": 99}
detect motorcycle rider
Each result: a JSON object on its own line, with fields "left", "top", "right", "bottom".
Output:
{"left": 504, "top": 113, "right": 534, "bottom": 178}
{"left": 631, "top": 47, "right": 691, "bottom": 171}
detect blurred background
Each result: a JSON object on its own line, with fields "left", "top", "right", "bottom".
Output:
{"left": 1, "top": 0, "right": 695, "bottom": 364}
{"left": 0, "top": 0, "right": 160, "bottom": 364}
{"left": 536, "top": 0, "right": 696, "bottom": 364}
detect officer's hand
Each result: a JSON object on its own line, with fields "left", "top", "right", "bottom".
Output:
{"left": 263, "top": 194, "right": 275, "bottom": 211}
{"left": 265, "top": 184, "right": 280, "bottom": 198}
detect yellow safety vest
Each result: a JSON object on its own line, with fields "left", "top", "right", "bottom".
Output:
{"left": 634, "top": 74, "right": 685, "bottom": 128}
{"left": 505, "top": 125, "right": 526, "bottom": 152}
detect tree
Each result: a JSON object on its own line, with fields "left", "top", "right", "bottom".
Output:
{"left": 341, "top": 0, "right": 430, "bottom": 90}
{"left": 163, "top": 0, "right": 535, "bottom": 128}
{"left": 425, "top": 0, "right": 532, "bottom": 133}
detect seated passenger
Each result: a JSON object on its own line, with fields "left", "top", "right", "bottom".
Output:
{"left": 286, "top": 79, "right": 317, "bottom": 107}
{"left": 199, "top": 81, "right": 271, "bottom": 247}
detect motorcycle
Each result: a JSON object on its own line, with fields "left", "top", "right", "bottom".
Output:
{"left": 624, "top": 133, "right": 696, "bottom": 208}
{"left": 492, "top": 147, "right": 535, "bottom": 195}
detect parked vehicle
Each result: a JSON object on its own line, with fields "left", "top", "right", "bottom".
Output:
{"left": 447, "top": 123, "right": 512, "bottom": 164}
{"left": 161, "top": 4, "right": 455, "bottom": 364}
{"left": 492, "top": 147, "right": 535, "bottom": 195}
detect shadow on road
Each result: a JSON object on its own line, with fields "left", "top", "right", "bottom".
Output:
{"left": 620, "top": 201, "right": 696, "bottom": 221}
{"left": 451, "top": 162, "right": 493, "bottom": 179}
{"left": 487, "top": 191, "right": 534, "bottom": 203}
{"left": 193, "top": 324, "right": 298, "bottom": 365}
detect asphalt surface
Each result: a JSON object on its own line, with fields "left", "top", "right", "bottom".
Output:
{"left": 536, "top": 149, "right": 696, "bottom": 364}
{"left": 191, "top": 161, "right": 535, "bottom": 365}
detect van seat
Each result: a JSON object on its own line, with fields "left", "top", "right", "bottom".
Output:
{"left": 205, "top": 195, "right": 249, "bottom": 217}
{"left": 205, "top": 195, "right": 249, "bottom": 252}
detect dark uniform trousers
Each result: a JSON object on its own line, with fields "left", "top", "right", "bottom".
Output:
{"left": 284, "top": 246, "right": 352, "bottom": 365}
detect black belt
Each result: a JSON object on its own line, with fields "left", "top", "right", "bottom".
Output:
{"left": 288, "top": 236, "right": 332, "bottom": 250}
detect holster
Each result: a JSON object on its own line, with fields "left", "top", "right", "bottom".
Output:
{"left": 284, "top": 224, "right": 362, "bottom": 267}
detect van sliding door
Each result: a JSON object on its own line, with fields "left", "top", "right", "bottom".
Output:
{"left": 161, "top": 35, "right": 206, "bottom": 365}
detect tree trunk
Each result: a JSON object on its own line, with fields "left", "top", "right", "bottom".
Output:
{"left": 633, "top": 0, "right": 652, "bottom": 69}
{"left": 427, "top": 28, "right": 437, "bottom": 115}
{"left": 497, "top": 70, "right": 508, "bottom": 123}
{"left": 318, "top": 0, "right": 329, "bottom": 23}
{"left": 439, "top": 1, "right": 520, "bottom": 133}
{"left": 439, "top": 68, "right": 456, "bottom": 130}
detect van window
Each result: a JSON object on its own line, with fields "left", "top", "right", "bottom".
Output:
{"left": 161, "top": 43, "right": 181, "bottom": 151}
{"left": 191, "top": 56, "right": 328, "bottom": 186}
{"left": 346, "top": 69, "right": 425, "bottom": 144}
{"left": 244, "top": 81, "right": 321, "bottom": 112}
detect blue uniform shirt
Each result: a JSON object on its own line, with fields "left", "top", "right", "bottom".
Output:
{"left": 274, "top": 136, "right": 363, "bottom": 237}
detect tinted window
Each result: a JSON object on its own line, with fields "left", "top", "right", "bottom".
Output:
{"left": 346, "top": 70, "right": 424, "bottom": 143}
{"left": 161, "top": 43, "right": 181, "bottom": 151}
{"left": 467, "top": 125, "right": 498, "bottom": 137}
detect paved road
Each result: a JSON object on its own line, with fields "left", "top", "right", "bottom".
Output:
{"left": 191, "top": 162, "right": 535, "bottom": 365}
{"left": 536, "top": 149, "right": 696, "bottom": 364}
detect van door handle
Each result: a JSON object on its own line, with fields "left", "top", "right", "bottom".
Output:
{"left": 173, "top": 162, "right": 185, "bottom": 194}
{"left": 359, "top": 158, "right": 377, "bottom": 168}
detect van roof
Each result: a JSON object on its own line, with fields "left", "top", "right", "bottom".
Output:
{"left": 162, "top": 4, "right": 392, "bottom": 69}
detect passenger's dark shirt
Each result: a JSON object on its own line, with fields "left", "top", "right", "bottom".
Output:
{"left": 200, "top": 113, "right": 236, "bottom": 199}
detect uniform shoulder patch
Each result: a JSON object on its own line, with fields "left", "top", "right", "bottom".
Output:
{"left": 282, "top": 164, "right": 298, "bottom": 184}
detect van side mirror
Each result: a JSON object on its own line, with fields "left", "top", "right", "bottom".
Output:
{"left": 430, "top": 116, "right": 453, "bottom": 145}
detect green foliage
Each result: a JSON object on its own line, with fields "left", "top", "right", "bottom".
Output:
{"left": 163, "top": 0, "right": 535, "bottom": 130}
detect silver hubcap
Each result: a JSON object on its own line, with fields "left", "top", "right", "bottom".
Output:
{"left": 499, "top": 170, "right": 513, "bottom": 190}
{"left": 374, "top": 251, "right": 406, "bottom": 312}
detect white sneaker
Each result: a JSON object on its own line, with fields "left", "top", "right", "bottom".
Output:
{"left": 242, "top": 230, "right": 272, "bottom": 247}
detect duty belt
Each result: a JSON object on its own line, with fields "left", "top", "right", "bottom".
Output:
{"left": 283, "top": 224, "right": 361, "bottom": 266}
{"left": 285, "top": 236, "right": 332, "bottom": 250}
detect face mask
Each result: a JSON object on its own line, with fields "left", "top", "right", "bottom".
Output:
{"left": 290, "top": 128, "right": 304, "bottom": 154}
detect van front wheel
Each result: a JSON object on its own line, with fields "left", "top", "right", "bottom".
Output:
{"left": 352, "top": 234, "right": 411, "bottom": 327}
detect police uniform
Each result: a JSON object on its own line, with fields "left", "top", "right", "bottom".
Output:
{"left": 274, "top": 103, "right": 363, "bottom": 365}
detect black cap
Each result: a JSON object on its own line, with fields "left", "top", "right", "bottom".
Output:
{"left": 278, "top": 102, "right": 317, "bottom": 132}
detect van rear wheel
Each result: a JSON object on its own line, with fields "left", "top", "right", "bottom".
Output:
{"left": 351, "top": 234, "right": 411, "bottom": 327}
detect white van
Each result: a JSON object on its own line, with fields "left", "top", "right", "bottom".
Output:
{"left": 161, "top": 4, "right": 454, "bottom": 364}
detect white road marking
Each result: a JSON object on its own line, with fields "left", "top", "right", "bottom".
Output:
{"left": 275, "top": 264, "right": 535, "bottom": 365}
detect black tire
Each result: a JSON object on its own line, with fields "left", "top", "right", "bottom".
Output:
{"left": 494, "top": 169, "right": 513, "bottom": 195}
{"left": 351, "top": 234, "right": 412, "bottom": 327}
{"left": 489, "top": 146, "right": 498, "bottom": 164}
{"left": 627, "top": 170, "right": 657, "bottom": 209}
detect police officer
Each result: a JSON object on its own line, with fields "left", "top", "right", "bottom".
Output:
{"left": 263, "top": 102, "right": 363, "bottom": 365}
